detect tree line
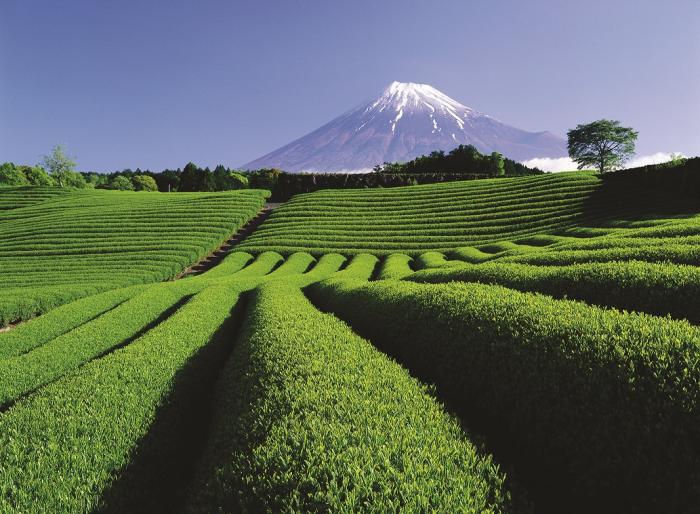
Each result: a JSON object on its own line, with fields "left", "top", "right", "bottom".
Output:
{"left": 3, "top": 121, "right": 675, "bottom": 196}
{"left": 373, "top": 144, "right": 542, "bottom": 176}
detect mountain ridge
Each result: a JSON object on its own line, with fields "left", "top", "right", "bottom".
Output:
{"left": 242, "top": 81, "right": 567, "bottom": 172}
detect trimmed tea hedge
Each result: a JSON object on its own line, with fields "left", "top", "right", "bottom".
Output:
{"left": 185, "top": 282, "right": 514, "bottom": 513}
{"left": 408, "top": 259, "right": 700, "bottom": 324}
{"left": 0, "top": 188, "right": 268, "bottom": 326}
{"left": 308, "top": 278, "right": 700, "bottom": 513}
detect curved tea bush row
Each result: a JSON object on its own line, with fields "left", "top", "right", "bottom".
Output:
{"left": 0, "top": 283, "right": 192, "bottom": 408}
{"left": 376, "top": 253, "right": 414, "bottom": 280}
{"left": 0, "top": 188, "right": 268, "bottom": 326}
{"left": 236, "top": 172, "right": 687, "bottom": 256}
{"left": 0, "top": 284, "right": 117, "bottom": 328}
{"left": 0, "top": 283, "right": 244, "bottom": 513}
{"left": 0, "top": 284, "right": 147, "bottom": 358}
{"left": 185, "top": 282, "right": 513, "bottom": 513}
{"left": 308, "top": 279, "right": 700, "bottom": 513}
{"left": 501, "top": 243, "right": 700, "bottom": 266}
{"left": 0, "top": 186, "right": 70, "bottom": 210}
{"left": 330, "top": 253, "right": 379, "bottom": 281}
{"left": 408, "top": 260, "right": 700, "bottom": 324}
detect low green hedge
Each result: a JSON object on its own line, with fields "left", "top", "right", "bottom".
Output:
{"left": 308, "top": 278, "right": 700, "bottom": 513}
{"left": 408, "top": 260, "right": 700, "bottom": 324}
{"left": 185, "top": 282, "right": 514, "bottom": 513}
{"left": 0, "top": 283, "right": 243, "bottom": 512}
{"left": 0, "top": 284, "right": 146, "bottom": 358}
{"left": 0, "top": 283, "right": 192, "bottom": 408}
{"left": 376, "top": 253, "right": 414, "bottom": 280}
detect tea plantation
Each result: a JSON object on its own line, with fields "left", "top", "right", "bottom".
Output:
{"left": 0, "top": 187, "right": 267, "bottom": 326}
{"left": 0, "top": 168, "right": 698, "bottom": 513}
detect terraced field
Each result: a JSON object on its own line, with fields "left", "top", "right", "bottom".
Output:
{"left": 0, "top": 167, "right": 698, "bottom": 513}
{"left": 0, "top": 187, "right": 268, "bottom": 326}
{"left": 237, "top": 171, "right": 697, "bottom": 255}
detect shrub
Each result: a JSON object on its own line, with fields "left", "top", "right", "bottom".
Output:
{"left": 407, "top": 260, "right": 700, "bottom": 324}
{"left": 21, "top": 165, "right": 54, "bottom": 186}
{"left": 0, "top": 162, "right": 29, "bottom": 186}
{"left": 0, "top": 283, "right": 244, "bottom": 513}
{"left": 308, "top": 278, "right": 700, "bottom": 513}
{"left": 185, "top": 282, "right": 513, "bottom": 512}
{"left": 132, "top": 174, "right": 158, "bottom": 192}
{"left": 110, "top": 175, "right": 135, "bottom": 190}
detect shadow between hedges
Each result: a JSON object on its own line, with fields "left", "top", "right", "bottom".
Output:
{"left": 96, "top": 295, "right": 250, "bottom": 514}
{"left": 580, "top": 169, "right": 700, "bottom": 226}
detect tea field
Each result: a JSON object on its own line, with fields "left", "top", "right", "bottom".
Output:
{"left": 0, "top": 168, "right": 698, "bottom": 513}
{"left": 0, "top": 187, "right": 267, "bottom": 326}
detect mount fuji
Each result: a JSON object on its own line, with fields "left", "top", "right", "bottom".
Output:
{"left": 242, "top": 81, "right": 567, "bottom": 172}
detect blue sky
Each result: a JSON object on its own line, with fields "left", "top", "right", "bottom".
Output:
{"left": 1, "top": 0, "right": 698, "bottom": 171}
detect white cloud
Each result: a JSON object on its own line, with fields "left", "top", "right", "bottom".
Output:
{"left": 297, "top": 168, "right": 373, "bottom": 174}
{"left": 625, "top": 152, "right": 687, "bottom": 168}
{"left": 520, "top": 156, "right": 578, "bottom": 172}
{"left": 522, "top": 152, "right": 688, "bottom": 173}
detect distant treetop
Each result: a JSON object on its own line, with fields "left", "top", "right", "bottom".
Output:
{"left": 373, "top": 144, "right": 543, "bottom": 176}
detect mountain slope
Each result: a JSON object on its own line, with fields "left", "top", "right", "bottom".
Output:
{"left": 243, "top": 81, "right": 567, "bottom": 172}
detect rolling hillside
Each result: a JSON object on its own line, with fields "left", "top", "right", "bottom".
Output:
{"left": 237, "top": 171, "right": 698, "bottom": 256}
{"left": 0, "top": 165, "right": 698, "bottom": 513}
{"left": 0, "top": 187, "right": 267, "bottom": 325}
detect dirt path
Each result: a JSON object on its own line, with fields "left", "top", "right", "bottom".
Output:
{"left": 0, "top": 320, "right": 21, "bottom": 333}
{"left": 174, "top": 203, "right": 279, "bottom": 279}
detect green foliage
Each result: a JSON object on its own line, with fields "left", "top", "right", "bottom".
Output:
{"left": 228, "top": 171, "right": 248, "bottom": 189}
{"left": 0, "top": 162, "right": 29, "bottom": 186}
{"left": 109, "top": 175, "right": 134, "bottom": 190}
{"left": 238, "top": 172, "right": 612, "bottom": 255}
{"left": 0, "top": 283, "right": 243, "bottom": 512}
{"left": 375, "top": 144, "right": 540, "bottom": 176}
{"left": 40, "top": 145, "right": 82, "bottom": 187}
{"left": 491, "top": 151, "right": 505, "bottom": 176}
{"left": 212, "top": 165, "right": 249, "bottom": 191}
{"left": 376, "top": 253, "right": 414, "bottom": 280}
{"left": 63, "top": 170, "right": 88, "bottom": 188}
{"left": 185, "top": 282, "right": 512, "bottom": 512}
{"left": 408, "top": 259, "right": 700, "bottom": 324}
{"left": 21, "top": 165, "right": 54, "bottom": 186}
{"left": 249, "top": 167, "right": 281, "bottom": 190}
{"left": 0, "top": 284, "right": 188, "bottom": 407}
{"left": 0, "top": 188, "right": 267, "bottom": 325}
{"left": 132, "top": 174, "right": 158, "bottom": 192}
{"left": 567, "top": 119, "right": 638, "bottom": 173}
{"left": 239, "top": 166, "right": 700, "bottom": 257}
{"left": 0, "top": 285, "right": 144, "bottom": 359}
{"left": 308, "top": 278, "right": 700, "bottom": 513}
{"left": 180, "top": 162, "right": 214, "bottom": 192}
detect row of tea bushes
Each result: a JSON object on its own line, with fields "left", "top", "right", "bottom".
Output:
{"left": 308, "top": 278, "right": 700, "bottom": 513}
{"left": 185, "top": 282, "right": 515, "bottom": 513}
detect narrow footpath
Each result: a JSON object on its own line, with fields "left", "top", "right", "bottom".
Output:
{"left": 175, "top": 203, "right": 281, "bottom": 279}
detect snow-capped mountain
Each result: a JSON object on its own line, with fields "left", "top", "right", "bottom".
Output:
{"left": 242, "top": 81, "right": 567, "bottom": 172}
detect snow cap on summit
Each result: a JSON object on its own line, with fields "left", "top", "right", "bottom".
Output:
{"left": 242, "top": 81, "right": 567, "bottom": 172}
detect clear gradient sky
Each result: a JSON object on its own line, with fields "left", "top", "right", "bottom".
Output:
{"left": 1, "top": 0, "right": 698, "bottom": 171}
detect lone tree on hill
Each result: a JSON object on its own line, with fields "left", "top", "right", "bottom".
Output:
{"left": 40, "top": 145, "right": 77, "bottom": 187}
{"left": 567, "top": 119, "right": 638, "bottom": 174}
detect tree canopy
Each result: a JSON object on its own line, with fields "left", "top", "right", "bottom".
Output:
{"left": 0, "top": 163, "right": 30, "bottom": 186}
{"left": 567, "top": 120, "right": 638, "bottom": 174}
{"left": 110, "top": 175, "right": 134, "bottom": 190}
{"left": 132, "top": 174, "right": 158, "bottom": 192}
{"left": 40, "top": 145, "right": 80, "bottom": 187}
{"left": 373, "top": 145, "right": 540, "bottom": 176}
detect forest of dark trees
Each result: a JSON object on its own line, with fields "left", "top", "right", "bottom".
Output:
{"left": 73, "top": 145, "right": 543, "bottom": 200}
{"left": 373, "top": 145, "right": 543, "bottom": 176}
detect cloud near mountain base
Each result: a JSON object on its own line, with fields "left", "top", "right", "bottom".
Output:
{"left": 522, "top": 152, "right": 687, "bottom": 172}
